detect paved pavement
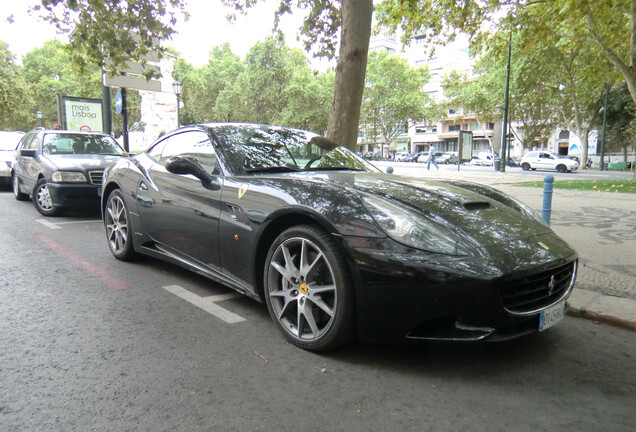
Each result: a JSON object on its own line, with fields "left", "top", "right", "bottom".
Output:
{"left": 379, "top": 163, "right": 636, "bottom": 331}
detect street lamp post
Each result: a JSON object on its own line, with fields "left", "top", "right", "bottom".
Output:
{"left": 36, "top": 110, "right": 42, "bottom": 127}
{"left": 172, "top": 80, "right": 182, "bottom": 128}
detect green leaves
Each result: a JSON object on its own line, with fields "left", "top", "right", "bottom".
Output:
{"left": 173, "top": 38, "right": 333, "bottom": 133}
{"left": 361, "top": 50, "right": 439, "bottom": 144}
{"left": 0, "top": 41, "right": 35, "bottom": 130}
{"left": 33, "top": 0, "right": 189, "bottom": 78}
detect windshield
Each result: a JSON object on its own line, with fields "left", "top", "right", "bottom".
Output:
{"left": 42, "top": 133, "right": 126, "bottom": 156}
{"left": 212, "top": 124, "right": 380, "bottom": 175}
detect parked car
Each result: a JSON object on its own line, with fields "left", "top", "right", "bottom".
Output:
{"left": 417, "top": 152, "right": 443, "bottom": 163}
{"left": 101, "top": 123, "right": 577, "bottom": 351}
{"left": 0, "top": 131, "right": 25, "bottom": 185}
{"left": 506, "top": 156, "right": 521, "bottom": 167}
{"left": 469, "top": 155, "right": 494, "bottom": 166}
{"left": 435, "top": 152, "right": 458, "bottom": 164}
{"left": 405, "top": 151, "right": 425, "bottom": 162}
{"left": 12, "top": 129, "right": 127, "bottom": 216}
{"left": 394, "top": 152, "right": 410, "bottom": 162}
{"left": 520, "top": 151, "right": 579, "bottom": 173}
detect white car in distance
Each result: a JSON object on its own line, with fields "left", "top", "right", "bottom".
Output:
{"left": 521, "top": 151, "right": 579, "bottom": 173}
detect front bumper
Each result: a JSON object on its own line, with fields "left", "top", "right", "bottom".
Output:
{"left": 342, "top": 234, "right": 577, "bottom": 344}
{"left": 47, "top": 182, "right": 102, "bottom": 208}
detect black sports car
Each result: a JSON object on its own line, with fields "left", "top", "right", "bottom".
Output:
{"left": 101, "top": 123, "right": 577, "bottom": 351}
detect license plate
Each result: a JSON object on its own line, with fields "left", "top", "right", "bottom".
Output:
{"left": 97, "top": 187, "right": 102, "bottom": 196}
{"left": 539, "top": 300, "right": 565, "bottom": 331}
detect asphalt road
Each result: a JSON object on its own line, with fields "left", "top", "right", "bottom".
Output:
{"left": 1, "top": 186, "right": 635, "bottom": 432}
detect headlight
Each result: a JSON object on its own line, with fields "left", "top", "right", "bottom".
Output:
{"left": 51, "top": 171, "right": 87, "bottom": 183}
{"left": 362, "top": 196, "right": 469, "bottom": 255}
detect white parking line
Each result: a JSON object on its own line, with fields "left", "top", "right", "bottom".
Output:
{"left": 56, "top": 220, "right": 101, "bottom": 225}
{"left": 162, "top": 285, "right": 246, "bottom": 324}
{"left": 35, "top": 218, "right": 62, "bottom": 230}
{"left": 35, "top": 219, "right": 101, "bottom": 230}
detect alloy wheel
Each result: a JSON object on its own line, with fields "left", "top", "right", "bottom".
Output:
{"left": 36, "top": 183, "right": 53, "bottom": 210}
{"left": 266, "top": 236, "right": 338, "bottom": 342}
{"left": 106, "top": 194, "right": 129, "bottom": 255}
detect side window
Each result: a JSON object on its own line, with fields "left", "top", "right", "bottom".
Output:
{"left": 147, "top": 139, "right": 166, "bottom": 161}
{"left": 21, "top": 133, "right": 37, "bottom": 150}
{"left": 159, "top": 131, "right": 219, "bottom": 175}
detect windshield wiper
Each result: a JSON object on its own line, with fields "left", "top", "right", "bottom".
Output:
{"left": 245, "top": 166, "right": 300, "bottom": 173}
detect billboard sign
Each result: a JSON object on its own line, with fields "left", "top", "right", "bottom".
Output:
{"left": 60, "top": 96, "right": 103, "bottom": 132}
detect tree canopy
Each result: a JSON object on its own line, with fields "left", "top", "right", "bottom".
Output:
{"left": 361, "top": 50, "right": 439, "bottom": 145}
{"left": 33, "top": 0, "right": 188, "bottom": 78}
{"left": 0, "top": 42, "right": 34, "bottom": 130}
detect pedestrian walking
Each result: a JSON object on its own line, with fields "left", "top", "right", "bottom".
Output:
{"left": 427, "top": 144, "right": 439, "bottom": 171}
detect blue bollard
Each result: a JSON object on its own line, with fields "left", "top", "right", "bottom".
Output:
{"left": 386, "top": 166, "right": 394, "bottom": 174}
{"left": 542, "top": 175, "right": 554, "bottom": 225}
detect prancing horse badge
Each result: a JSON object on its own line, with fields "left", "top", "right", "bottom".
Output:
{"left": 238, "top": 184, "right": 249, "bottom": 199}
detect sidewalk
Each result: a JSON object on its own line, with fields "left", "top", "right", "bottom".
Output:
{"left": 385, "top": 165, "right": 636, "bottom": 331}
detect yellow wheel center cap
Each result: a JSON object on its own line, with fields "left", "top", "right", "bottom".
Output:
{"left": 299, "top": 283, "right": 308, "bottom": 294}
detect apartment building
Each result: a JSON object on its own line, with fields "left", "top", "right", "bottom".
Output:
{"left": 361, "top": 32, "right": 500, "bottom": 158}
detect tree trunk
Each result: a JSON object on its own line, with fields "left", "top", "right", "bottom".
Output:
{"left": 581, "top": 128, "right": 589, "bottom": 168}
{"left": 325, "top": 0, "right": 373, "bottom": 150}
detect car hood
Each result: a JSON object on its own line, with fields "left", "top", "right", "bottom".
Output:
{"left": 45, "top": 154, "right": 123, "bottom": 171}
{"left": 299, "top": 171, "right": 553, "bottom": 247}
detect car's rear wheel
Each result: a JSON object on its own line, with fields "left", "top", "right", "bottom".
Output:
{"left": 104, "top": 189, "right": 137, "bottom": 261}
{"left": 33, "top": 178, "right": 66, "bottom": 216}
{"left": 264, "top": 225, "right": 355, "bottom": 351}
{"left": 557, "top": 164, "right": 567, "bottom": 173}
{"left": 12, "top": 174, "right": 28, "bottom": 201}
{"left": 521, "top": 163, "right": 530, "bottom": 171}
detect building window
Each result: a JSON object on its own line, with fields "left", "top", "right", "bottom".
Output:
{"left": 448, "top": 125, "right": 460, "bottom": 132}
{"left": 485, "top": 122, "right": 494, "bottom": 130}
{"left": 559, "top": 130, "right": 569, "bottom": 140}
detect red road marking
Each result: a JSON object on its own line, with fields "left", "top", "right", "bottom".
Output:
{"left": 36, "top": 234, "right": 132, "bottom": 290}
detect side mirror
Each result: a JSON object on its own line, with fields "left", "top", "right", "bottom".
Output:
{"left": 165, "top": 155, "right": 220, "bottom": 190}
{"left": 20, "top": 149, "right": 37, "bottom": 157}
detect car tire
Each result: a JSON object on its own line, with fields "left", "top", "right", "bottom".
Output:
{"left": 33, "top": 178, "right": 66, "bottom": 216}
{"left": 12, "top": 174, "right": 29, "bottom": 201}
{"left": 104, "top": 189, "right": 138, "bottom": 261}
{"left": 557, "top": 164, "right": 567, "bottom": 173}
{"left": 264, "top": 225, "right": 355, "bottom": 351}
{"left": 521, "top": 163, "right": 530, "bottom": 171}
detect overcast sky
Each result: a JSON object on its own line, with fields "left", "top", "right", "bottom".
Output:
{"left": 0, "top": 0, "right": 317, "bottom": 67}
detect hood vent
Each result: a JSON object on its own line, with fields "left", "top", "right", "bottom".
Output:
{"left": 463, "top": 202, "right": 491, "bottom": 211}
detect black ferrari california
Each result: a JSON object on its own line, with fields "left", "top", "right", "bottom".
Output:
{"left": 101, "top": 123, "right": 577, "bottom": 351}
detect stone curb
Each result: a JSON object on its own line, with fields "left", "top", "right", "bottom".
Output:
{"left": 567, "top": 289, "right": 636, "bottom": 331}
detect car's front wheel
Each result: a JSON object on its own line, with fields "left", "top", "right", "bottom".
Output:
{"left": 264, "top": 225, "right": 355, "bottom": 351}
{"left": 33, "top": 178, "right": 66, "bottom": 216}
{"left": 12, "top": 174, "right": 28, "bottom": 201}
{"left": 521, "top": 163, "right": 530, "bottom": 171}
{"left": 556, "top": 164, "right": 567, "bottom": 173}
{"left": 104, "top": 189, "right": 137, "bottom": 261}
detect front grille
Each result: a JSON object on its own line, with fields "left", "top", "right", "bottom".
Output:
{"left": 88, "top": 170, "right": 104, "bottom": 185}
{"left": 499, "top": 261, "right": 576, "bottom": 314}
